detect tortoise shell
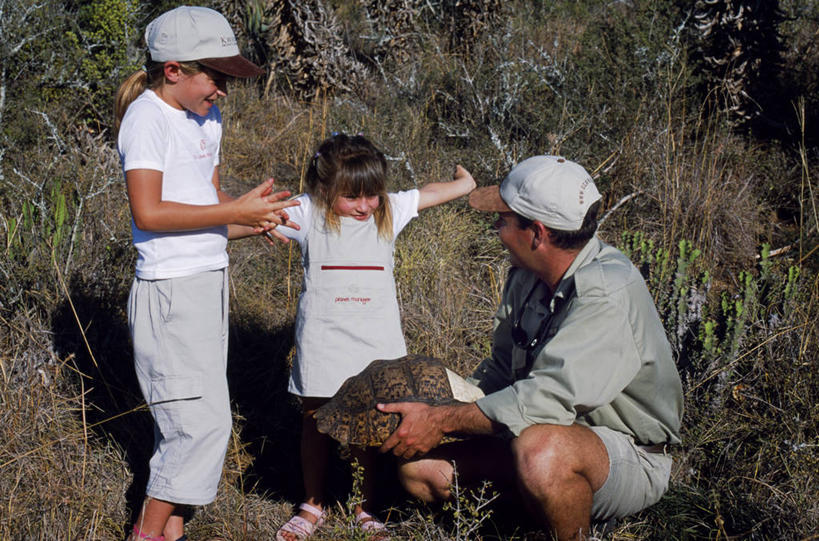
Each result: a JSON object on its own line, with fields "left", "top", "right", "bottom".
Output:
{"left": 314, "top": 354, "right": 482, "bottom": 447}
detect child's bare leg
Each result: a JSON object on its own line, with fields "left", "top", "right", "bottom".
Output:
{"left": 279, "top": 397, "right": 330, "bottom": 541}
{"left": 349, "top": 447, "right": 389, "bottom": 539}
{"left": 130, "top": 497, "right": 176, "bottom": 540}
{"left": 301, "top": 398, "right": 330, "bottom": 510}
{"left": 349, "top": 446, "right": 379, "bottom": 515}
{"left": 163, "top": 510, "right": 185, "bottom": 540}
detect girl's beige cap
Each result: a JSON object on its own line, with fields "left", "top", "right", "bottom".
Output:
{"left": 146, "top": 6, "right": 263, "bottom": 78}
{"left": 469, "top": 155, "right": 601, "bottom": 231}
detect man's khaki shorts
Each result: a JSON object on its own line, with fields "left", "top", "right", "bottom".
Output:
{"left": 590, "top": 425, "right": 672, "bottom": 519}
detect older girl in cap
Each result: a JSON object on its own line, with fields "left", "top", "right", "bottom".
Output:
{"left": 115, "top": 6, "right": 298, "bottom": 540}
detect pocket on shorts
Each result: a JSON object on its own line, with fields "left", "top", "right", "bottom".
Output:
{"left": 148, "top": 374, "right": 203, "bottom": 434}
{"left": 154, "top": 278, "right": 174, "bottom": 323}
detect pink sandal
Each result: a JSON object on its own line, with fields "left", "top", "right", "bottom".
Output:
{"left": 355, "top": 511, "right": 390, "bottom": 540}
{"left": 276, "top": 502, "right": 326, "bottom": 541}
{"left": 132, "top": 526, "right": 164, "bottom": 541}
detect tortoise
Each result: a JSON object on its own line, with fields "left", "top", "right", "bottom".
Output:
{"left": 314, "top": 354, "right": 484, "bottom": 447}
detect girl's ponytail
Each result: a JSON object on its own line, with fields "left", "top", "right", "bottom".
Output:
{"left": 114, "top": 60, "right": 204, "bottom": 133}
{"left": 114, "top": 70, "right": 148, "bottom": 133}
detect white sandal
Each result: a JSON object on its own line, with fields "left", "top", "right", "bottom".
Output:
{"left": 276, "top": 502, "right": 326, "bottom": 541}
{"left": 355, "top": 510, "right": 390, "bottom": 540}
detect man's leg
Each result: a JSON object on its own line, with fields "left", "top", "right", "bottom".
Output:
{"left": 510, "top": 424, "right": 609, "bottom": 541}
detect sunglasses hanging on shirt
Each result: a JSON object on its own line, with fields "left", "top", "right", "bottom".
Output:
{"left": 510, "top": 277, "right": 577, "bottom": 351}
{"left": 510, "top": 279, "right": 552, "bottom": 350}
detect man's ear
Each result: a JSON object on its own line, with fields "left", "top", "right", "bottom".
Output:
{"left": 531, "top": 221, "right": 548, "bottom": 249}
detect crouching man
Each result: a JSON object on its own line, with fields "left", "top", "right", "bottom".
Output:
{"left": 378, "top": 156, "right": 683, "bottom": 540}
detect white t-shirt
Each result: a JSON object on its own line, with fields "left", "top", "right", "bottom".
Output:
{"left": 118, "top": 89, "right": 229, "bottom": 280}
{"left": 276, "top": 190, "right": 420, "bottom": 246}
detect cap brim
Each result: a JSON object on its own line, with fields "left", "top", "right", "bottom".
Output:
{"left": 199, "top": 55, "right": 264, "bottom": 78}
{"left": 469, "top": 185, "right": 511, "bottom": 213}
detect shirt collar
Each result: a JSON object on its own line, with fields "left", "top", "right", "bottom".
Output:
{"left": 548, "top": 235, "right": 601, "bottom": 312}
{"left": 561, "top": 235, "right": 601, "bottom": 282}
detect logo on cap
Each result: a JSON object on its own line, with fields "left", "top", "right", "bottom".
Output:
{"left": 579, "top": 178, "right": 592, "bottom": 204}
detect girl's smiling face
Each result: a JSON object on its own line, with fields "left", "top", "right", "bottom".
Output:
{"left": 160, "top": 63, "right": 229, "bottom": 117}
{"left": 333, "top": 193, "right": 381, "bottom": 221}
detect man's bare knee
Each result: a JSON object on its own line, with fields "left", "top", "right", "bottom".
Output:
{"left": 398, "top": 459, "right": 453, "bottom": 502}
{"left": 511, "top": 424, "right": 608, "bottom": 496}
{"left": 512, "top": 426, "right": 565, "bottom": 491}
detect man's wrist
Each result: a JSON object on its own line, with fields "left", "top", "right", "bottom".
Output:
{"left": 422, "top": 404, "right": 450, "bottom": 435}
{"left": 435, "top": 402, "right": 481, "bottom": 435}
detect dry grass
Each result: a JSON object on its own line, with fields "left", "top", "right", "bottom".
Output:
{"left": 0, "top": 316, "right": 131, "bottom": 539}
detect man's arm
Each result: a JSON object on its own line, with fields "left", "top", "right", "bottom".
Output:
{"left": 377, "top": 401, "right": 500, "bottom": 459}
{"left": 477, "top": 293, "right": 642, "bottom": 436}
{"left": 375, "top": 271, "right": 522, "bottom": 460}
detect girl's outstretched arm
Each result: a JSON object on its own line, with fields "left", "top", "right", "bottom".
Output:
{"left": 417, "top": 165, "right": 476, "bottom": 211}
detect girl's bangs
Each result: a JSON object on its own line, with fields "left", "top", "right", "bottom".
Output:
{"left": 338, "top": 158, "right": 385, "bottom": 196}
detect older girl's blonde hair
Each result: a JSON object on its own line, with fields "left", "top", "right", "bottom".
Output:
{"left": 114, "top": 59, "right": 204, "bottom": 132}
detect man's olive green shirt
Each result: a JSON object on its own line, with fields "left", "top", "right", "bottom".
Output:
{"left": 472, "top": 236, "right": 683, "bottom": 445}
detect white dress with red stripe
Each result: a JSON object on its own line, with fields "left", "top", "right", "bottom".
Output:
{"left": 277, "top": 191, "right": 420, "bottom": 397}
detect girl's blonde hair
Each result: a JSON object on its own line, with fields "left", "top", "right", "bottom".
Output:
{"left": 113, "top": 59, "right": 204, "bottom": 133}
{"left": 306, "top": 134, "right": 394, "bottom": 240}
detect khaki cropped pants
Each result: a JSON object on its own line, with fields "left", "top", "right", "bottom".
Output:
{"left": 128, "top": 268, "right": 231, "bottom": 505}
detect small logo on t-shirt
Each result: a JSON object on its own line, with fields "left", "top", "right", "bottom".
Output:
{"left": 194, "top": 139, "right": 212, "bottom": 160}
{"left": 334, "top": 296, "right": 372, "bottom": 305}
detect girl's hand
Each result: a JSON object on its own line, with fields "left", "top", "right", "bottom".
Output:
{"left": 254, "top": 179, "right": 301, "bottom": 244}
{"left": 256, "top": 210, "right": 301, "bottom": 244}
{"left": 417, "top": 165, "right": 477, "bottom": 210}
{"left": 452, "top": 164, "right": 476, "bottom": 189}
{"left": 234, "top": 178, "right": 300, "bottom": 228}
